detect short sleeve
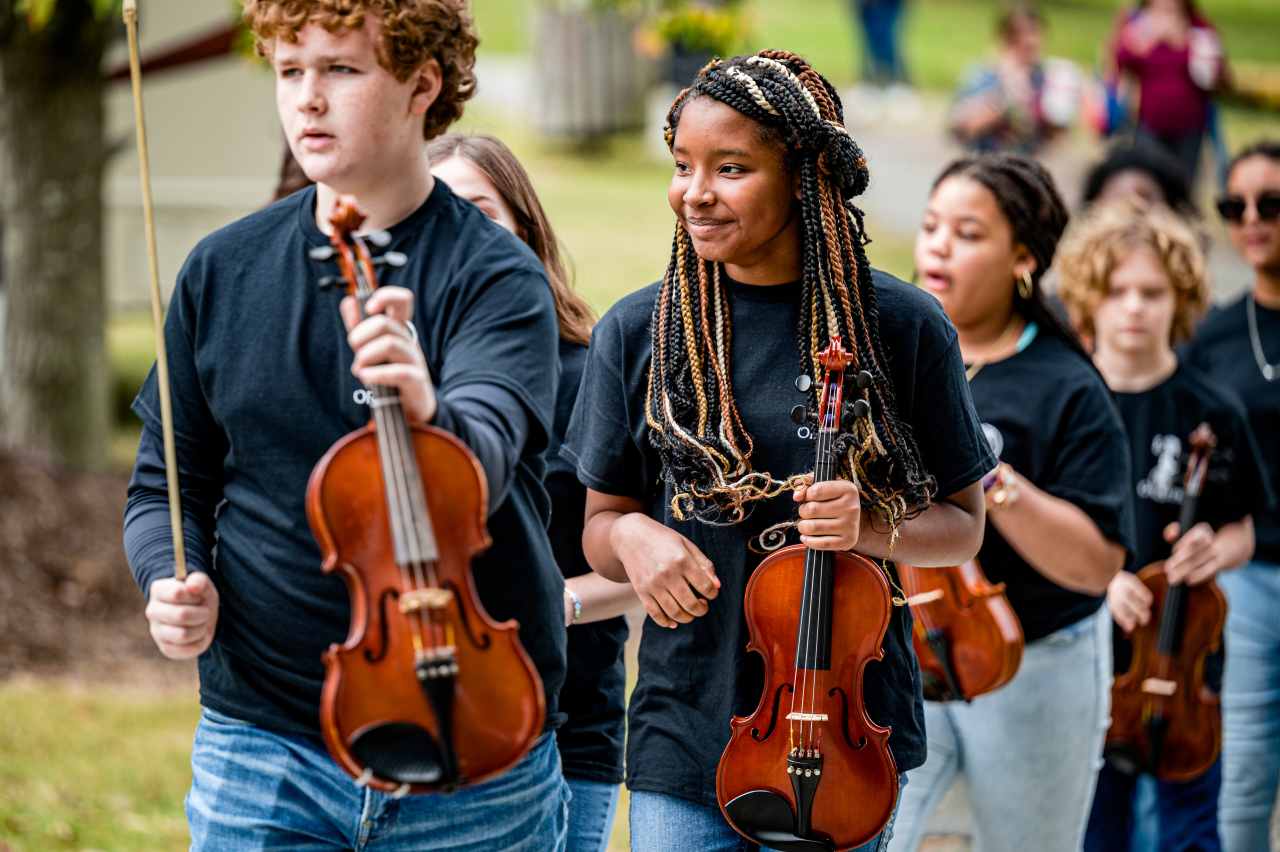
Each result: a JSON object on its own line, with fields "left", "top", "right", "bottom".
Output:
{"left": 913, "top": 335, "right": 998, "bottom": 499}
{"left": 560, "top": 313, "right": 649, "bottom": 500}
{"left": 1042, "top": 382, "right": 1136, "bottom": 557}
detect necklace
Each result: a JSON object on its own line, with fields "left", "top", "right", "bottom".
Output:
{"left": 1247, "top": 294, "right": 1278, "bottom": 382}
{"left": 965, "top": 320, "right": 1039, "bottom": 382}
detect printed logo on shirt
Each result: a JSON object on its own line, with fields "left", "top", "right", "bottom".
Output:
{"left": 981, "top": 423, "right": 1004, "bottom": 459}
{"left": 353, "top": 388, "right": 372, "bottom": 407}
{"left": 1136, "top": 434, "right": 1184, "bottom": 504}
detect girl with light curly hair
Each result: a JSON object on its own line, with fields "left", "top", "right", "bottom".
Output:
{"left": 1058, "top": 201, "right": 1270, "bottom": 852}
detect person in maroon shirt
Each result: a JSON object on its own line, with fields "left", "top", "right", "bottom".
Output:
{"left": 1111, "top": 0, "right": 1229, "bottom": 181}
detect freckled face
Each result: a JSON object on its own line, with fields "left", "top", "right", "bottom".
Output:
{"left": 1093, "top": 245, "right": 1177, "bottom": 356}
{"left": 667, "top": 97, "right": 800, "bottom": 282}
{"left": 273, "top": 19, "right": 436, "bottom": 194}
{"left": 431, "top": 156, "right": 520, "bottom": 237}
{"left": 915, "top": 176, "right": 1031, "bottom": 329}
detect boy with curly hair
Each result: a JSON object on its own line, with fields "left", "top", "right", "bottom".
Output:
{"left": 124, "top": 2, "right": 571, "bottom": 847}
{"left": 1058, "top": 201, "right": 1272, "bottom": 852}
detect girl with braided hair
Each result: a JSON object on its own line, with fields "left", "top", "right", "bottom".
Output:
{"left": 562, "top": 50, "right": 995, "bottom": 850}
{"left": 887, "top": 154, "right": 1136, "bottom": 852}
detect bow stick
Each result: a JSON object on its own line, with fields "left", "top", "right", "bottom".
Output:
{"left": 123, "top": 0, "right": 187, "bottom": 579}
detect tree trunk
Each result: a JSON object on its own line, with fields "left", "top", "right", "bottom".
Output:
{"left": 0, "top": 30, "right": 109, "bottom": 469}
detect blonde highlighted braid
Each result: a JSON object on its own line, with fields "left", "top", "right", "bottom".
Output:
{"left": 650, "top": 50, "right": 935, "bottom": 530}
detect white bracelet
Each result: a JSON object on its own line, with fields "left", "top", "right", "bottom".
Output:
{"left": 566, "top": 587, "right": 583, "bottom": 624}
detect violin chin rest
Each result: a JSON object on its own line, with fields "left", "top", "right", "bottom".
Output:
{"left": 349, "top": 721, "right": 449, "bottom": 786}
{"left": 722, "top": 790, "right": 834, "bottom": 852}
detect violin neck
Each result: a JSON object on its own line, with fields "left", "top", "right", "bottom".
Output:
{"left": 367, "top": 383, "right": 440, "bottom": 567}
{"left": 1156, "top": 486, "right": 1203, "bottom": 656}
{"left": 794, "top": 427, "right": 842, "bottom": 672}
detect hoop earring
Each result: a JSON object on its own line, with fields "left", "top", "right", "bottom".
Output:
{"left": 1017, "top": 270, "right": 1034, "bottom": 300}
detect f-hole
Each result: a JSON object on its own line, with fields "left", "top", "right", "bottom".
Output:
{"left": 751, "top": 683, "right": 793, "bottom": 741}
{"left": 364, "top": 588, "right": 400, "bottom": 663}
{"left": 830, "top": 686, "right": 868, "bottom": 750}
{"left": 443, "top": 580, "right": 491, "bottom": 649}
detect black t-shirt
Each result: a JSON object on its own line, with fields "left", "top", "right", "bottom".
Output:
{"left": 124, "top": 182, "right": 568, "bottom": 736}
{"left": 548, "top": 339, "right": 628, "bottom": 784}
{"left": 968, "top": 329, "right": 1136, "bottom": 642}
{"left": 562, "top": 271, "right": 995, "bottom": 807}
{"left": 1109, "top": 362, "right": 1273, "bottom": 685}
{"left": 1183, "top": 295, "right": 1280, "bottom": 564}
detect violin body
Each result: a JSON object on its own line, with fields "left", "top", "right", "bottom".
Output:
{"left": 717, "top": 544, "right": 898, "bottom": 851}
{"left": 1106, "top": 561, "right": 1225, "bottom": 782}
{"left": 899, "top": 560, "right": 1023, "bottom": 702}
{"left": 306, "top": 392, "right": 544, "bottom": 793}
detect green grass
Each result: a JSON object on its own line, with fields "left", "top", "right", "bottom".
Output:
{"left": 0, "top": 681, "right": 199, "bottom": 851}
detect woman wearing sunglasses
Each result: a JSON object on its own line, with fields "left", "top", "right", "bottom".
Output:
{"left": 1184, "top": 140, "right": 1280, "bottom": 852}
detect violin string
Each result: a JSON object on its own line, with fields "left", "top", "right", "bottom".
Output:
{"left": 392, "top": 409, "right": 445, "bottom": 652}
{"left": 810, "top": 385, "right": 838, "bottom": 749}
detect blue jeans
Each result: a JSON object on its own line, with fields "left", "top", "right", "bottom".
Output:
{"left": 629, "top": 782, "right": 904, "bottom": 852}
{"left": 565, "top": 777, "right": 620, "bottom": 852}
{"left": 889, "top": 609, "right": 1112, "bottom": 852}
{"left": 187, "top": 708, "right": 569, "bottom": 851}
{"left": 1218, "top": 560, "right": 1280, "bottom": 852}
{"left": 1084, "top": 759, "right": 1222, "bottom": 852}
{"left": 852, "top": 0, "right": 908, "bottom": 85}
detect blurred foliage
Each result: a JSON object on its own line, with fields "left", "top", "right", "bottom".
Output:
{"left": 653, "top": 3, "right": 745, "bottom": 55}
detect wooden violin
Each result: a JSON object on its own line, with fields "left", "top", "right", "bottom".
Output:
{"left": 1106, "top": 422, "right": 1227, "bottom": 782}
{"left": 898, "top": 558, "right": 1023, "bottom": 702}
{"left": 717, "top": 337, "right": 897, "bottom": 852}
{"left": 305, "top": 198, "right": 544, "bottom": 795}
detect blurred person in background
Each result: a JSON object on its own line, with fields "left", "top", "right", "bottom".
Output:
{"left": 1082, "top": 138, "right": 1196, "bottom": 218}
{"left": 1109, "top": 0, "right": 1229, "bottom": 183}
{"left": 948, "top": 4, "right": 1081, "bottom": 155}
{"left": 1183, "top": 141, "right": 1280, "bottom": 852}
{"left": 847, "top": 0, "right": 918, "bottom": 123}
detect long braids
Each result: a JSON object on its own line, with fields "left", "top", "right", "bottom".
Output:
{"left": 648, "top": 50, "right": 935, "bottom": 530}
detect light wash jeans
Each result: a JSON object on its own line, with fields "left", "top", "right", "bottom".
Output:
{"left": 888, "top": 608, "right": 1112, "bottom": 852}
{"left": 186, "top": 708, "right": 569, "bottom": 851}
{"left": 629, "top": 780, "right": 904, "bottom": 852}
{"left": 565, "top": 777, "right": 621, "bottom": 852}
{"left": 1219, "top": 560, "right": 1280, "bottom": 852}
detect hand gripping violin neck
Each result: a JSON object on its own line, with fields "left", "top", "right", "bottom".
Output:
{"left": 1106, "top": 422, "right": 1227, "bottom": 782}
{"left": 305, "top": 198, "right": 544, "bottom": 796}
{"left": 717, "top": 337, "right": 898, "bottom": 852}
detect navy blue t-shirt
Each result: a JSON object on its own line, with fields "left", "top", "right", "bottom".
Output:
{"left": 562, "top": 271, "right": 994, "bottom": 807}
{"left": 967, "top": 330, "right": 1136, "bottom": 642}
{"left": 1183, "top": 295, "right": 1280, "bottom": 564}
{"left": 1108, "top": 361, "right": 1273, "bottom": 686}
{"left": 548, "top": 339, "right": 628, "bottom": 784}
{"left": 124, "top": 181, "right": 568, "bottom": 736}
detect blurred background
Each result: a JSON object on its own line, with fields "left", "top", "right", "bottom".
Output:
{"left": 1, "top": 1, "right": 1277, "bottom": 849}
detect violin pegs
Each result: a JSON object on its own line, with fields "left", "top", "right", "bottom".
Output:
{"left": 374, "top": 251, "right": 408, "bottom": 268}
{"left": 790, "top": 403, "right": 810, "bottom": 425}
{"left": 851, "top": 399, "right": 871, "bottom": 419}
{"left": 309, "top": 245, "right": 336, "bottom": 262}
{"left": 855, "top": 370, "right": 874, "bottom": 390}
{"left": 794, "top": 374, "right": 813, "bottom": 393}
{"left": 317, "top": 275, "right": 343, "bottom": 291}
{"left": 366, "top": 229, "right": 392, "bottom": 248}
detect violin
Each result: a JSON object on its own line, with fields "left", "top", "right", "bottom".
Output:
{"left": 898, "top": 558, "right": 1023, "bottom": 702}
{"left": 305, "top": 198, "right": 544, "bottom": 795}
{"left": 717, "top": 337, "right": 897, "bottom": 852}
{"left": 1106, "top": 423, "right": 1227, "bottom": 782}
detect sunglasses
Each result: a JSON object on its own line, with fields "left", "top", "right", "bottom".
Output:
{"left": 1216, "top": 192, "right": 1280, "bottom": 224}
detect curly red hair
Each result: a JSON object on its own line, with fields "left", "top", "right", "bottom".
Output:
{"left": 243, "top": 0, "right": 477, "bottom": 140}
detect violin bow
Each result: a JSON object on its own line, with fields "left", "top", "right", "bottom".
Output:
{"left": 123, "top": 0, "right": 187, "bottom": 580}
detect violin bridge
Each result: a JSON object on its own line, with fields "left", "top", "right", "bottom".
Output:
{"left": 399, "top": 588, "right": 454, "bottom": 614}
{"left": 1140, "top": 677, "right": 1178, "bottom": 697}
{"left": 785, "top": 712, "right": 829, "bottom": 722}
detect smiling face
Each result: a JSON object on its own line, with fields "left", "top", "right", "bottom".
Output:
{"left": 431, "top": 155, "right": 520, "bottom": 237}
{"left": 667, "top": 97, "right": 801, "bottom": 284}
{"left": 915, "top": 175, "right": 1034, "bottom": 330}
{"left": 1225, "top": 155, "right": 1280, "bottom": 274}
{"left": 273, "top": 18, "right": 439, "bottom": 195}
{"left": 1093, "top": 245, "right": 1177, "bottom": 358}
